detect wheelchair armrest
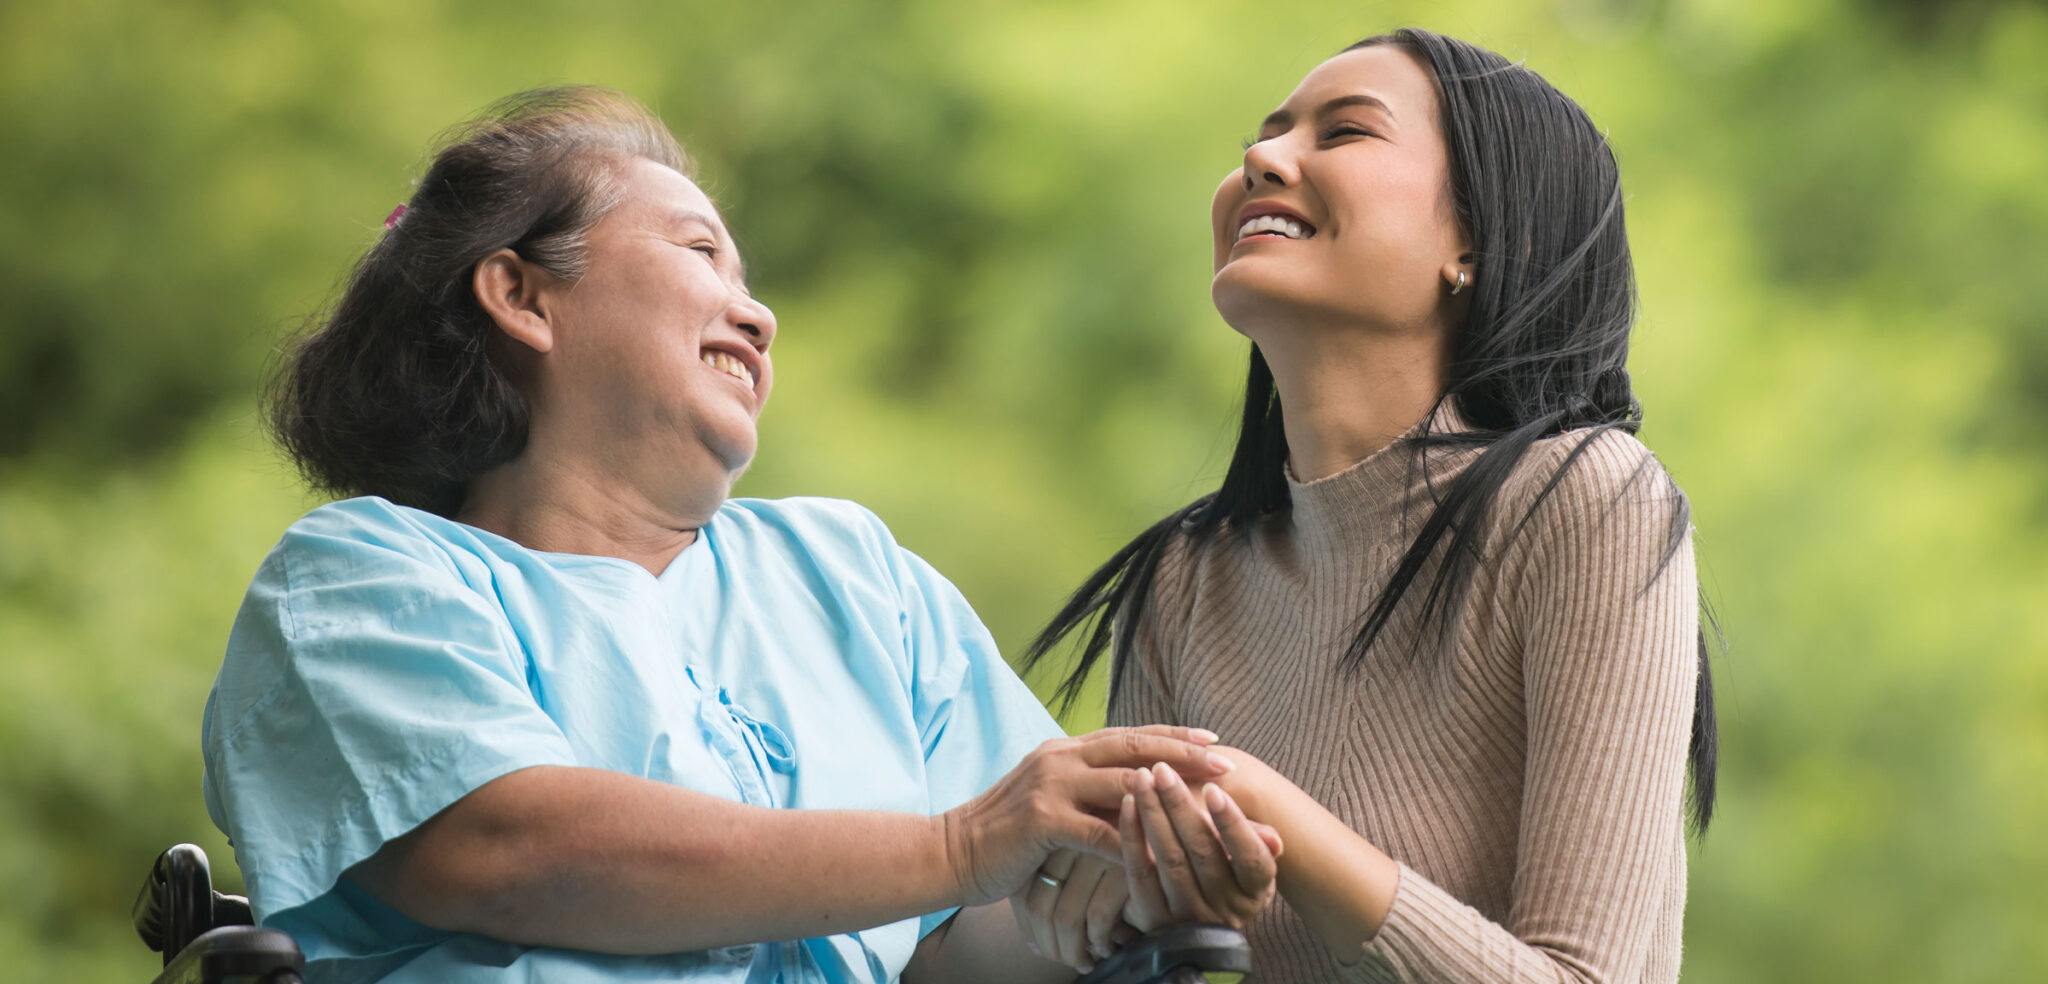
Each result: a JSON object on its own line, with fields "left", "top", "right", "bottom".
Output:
{"left": 147, "top": 925, "right": 305, "bottom": 984}
{"left": 1075, "top": 923, "right": 1251, "bottom": 984}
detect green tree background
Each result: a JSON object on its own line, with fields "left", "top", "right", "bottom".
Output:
{"left": 5, "top": 0, "right": 2044, "bottom": 979}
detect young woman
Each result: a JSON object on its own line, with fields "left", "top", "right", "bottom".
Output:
{"left": 203, "top": 86, "right": 1253, "bottom": 984}
{"left": 1023, "top": 29, "right": 1716, "bottom": 984}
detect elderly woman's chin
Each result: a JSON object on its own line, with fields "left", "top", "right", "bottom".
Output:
{"left": 651, "top": 391, "right": 765, "bottom": 478}
{"left": 691, "top": 422, "right": 759, "bottom": 478}
{"left": 716, "top": 438, "right": 758, "bottom": 476}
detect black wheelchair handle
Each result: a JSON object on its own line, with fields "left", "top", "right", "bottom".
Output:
{"left": 1076, "top": 923, "right": 1252, "bottom": 984}
{"left": 152, "top": 925, "right": 305, "bottom": 984}
{"left": 134, "top": 844, "right": 215, "bottom": 964}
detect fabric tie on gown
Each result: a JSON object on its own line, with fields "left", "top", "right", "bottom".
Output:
{"left": 687, "top": 664, "right": 798, "bottom": 808}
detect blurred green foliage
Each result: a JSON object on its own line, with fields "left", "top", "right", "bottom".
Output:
{"left": 4, "top": 0, "right": 2045, "bottom": 980}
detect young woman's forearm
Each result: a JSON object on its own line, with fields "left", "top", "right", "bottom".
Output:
{"left": 350, "top": 765, "right": 965, "bottom": 953}
{"left": 1215, "top": 751, "right": 1400, "bottom": 963}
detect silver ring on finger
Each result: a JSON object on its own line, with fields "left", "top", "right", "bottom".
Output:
{"left": 1036, "top": 870, "right": 1063, "bottom": 889}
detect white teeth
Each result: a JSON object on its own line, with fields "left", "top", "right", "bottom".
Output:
{"left": 701, "top": 351, "right": 755, "bottom": 388}
{"left": 1235, "top": 214, "right": 1311, "bottom": 242}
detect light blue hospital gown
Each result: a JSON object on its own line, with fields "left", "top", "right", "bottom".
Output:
{"left": 201, "top": 495, "right": 1065, "bottom": 984}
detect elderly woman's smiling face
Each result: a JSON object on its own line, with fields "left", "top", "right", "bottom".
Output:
{"left": 491, "top": 157, "right": 777, "bottom": 495}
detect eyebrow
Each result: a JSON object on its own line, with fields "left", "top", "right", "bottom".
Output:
{"left": 663, "top": 207, "right": 747, "bottom": 279}
{"left": 1260, "top": 93, "right": 1397, "bottom": 132}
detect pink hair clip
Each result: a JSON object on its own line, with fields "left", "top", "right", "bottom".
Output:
{"left": 383, "top": 204, "right": 408, "bottom": 230}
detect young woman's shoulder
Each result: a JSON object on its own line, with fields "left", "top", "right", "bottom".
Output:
{"left": 1520, "top": 425, "right": 1672, "bottom": 497}
{"left": 1103, "top": 507, "right": 1212, "bottom": 659}
{"left": 1151, "top": 508, "right": 1219, "bottom": 605}
{"left": 1504, "top": 426, "right": 1688, "bottom": 543}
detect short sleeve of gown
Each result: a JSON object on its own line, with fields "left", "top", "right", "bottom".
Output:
{"left": 872, "top": 527, "right": 1065, "bottom": 938}
{"left": 201, "top": 503, "right": 579, "bottom": 925}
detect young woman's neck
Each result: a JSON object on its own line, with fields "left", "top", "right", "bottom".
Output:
{"left": 1256, "top": 321, "right": 1449, "bottom": 483}
{"left": 455, "top": 430, "right": 726, "bottom": 576}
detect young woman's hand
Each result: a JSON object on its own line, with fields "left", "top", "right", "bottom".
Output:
{"left": 1120, "top": 762, "right": 1281, "bottom": 933}
{"left": 942, "top": 726, "right": 1234, "bottom": 906}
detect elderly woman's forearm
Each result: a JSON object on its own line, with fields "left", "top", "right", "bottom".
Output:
{"left": 347, "top": 765, "right": 962, "bottom": 953}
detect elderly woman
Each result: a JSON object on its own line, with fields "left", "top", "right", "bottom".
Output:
{"left": 200, "top": 87, "right": 1249, "bottom": 984}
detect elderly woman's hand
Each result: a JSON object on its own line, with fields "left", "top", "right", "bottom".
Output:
{"left": 942, "top": 726, "right": 1235, "bottom": 907}
{"left": 1009, "top": 849, "right": 1139, "bottom": 972}
{"left": 1120, "top": 762, "right": 1281, "bottom": 933}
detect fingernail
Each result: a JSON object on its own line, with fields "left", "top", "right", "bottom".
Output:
{"left": 1191, "top": 728, "right": 1220, "bottom": 744}
{"left": 1207, "top": 751, "right": 1236, "bottom": 773}
{"left": 1134, "top": 768, "right": 1155, "bottom": 791}
{"left": 1091, "top": 943, "right": 1112, "bottom": 959}
{"left": 1025, "top": 942, "right": 1040, "bottom": 956}
{"left": 1078, "top": 960, "right": 1096, "bottom": 972}
{"left": 1205, "top": 783, "right": 1228, "bottom": 811}
{"left": 1122, "top": 793, "right": 1136, "bottom": 810}
{"left": 1154, "top": 762, "right": 1179, "bottom": 787}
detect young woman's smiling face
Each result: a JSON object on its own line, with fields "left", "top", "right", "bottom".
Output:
{"left": 1210, "top": 45, "right": 1469, "bottom": 344}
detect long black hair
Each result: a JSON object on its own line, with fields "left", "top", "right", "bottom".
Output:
{"left": 1024, "top": 29, "right": 1718, "bottom": 834}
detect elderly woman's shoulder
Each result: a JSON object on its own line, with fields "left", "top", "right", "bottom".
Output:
{"left": 720, "top": 494, "right": 890, "bottom": 533}
{"left": 276, "top": 496, "right": 467, "bottom": 553}
{"left": 717, "top": 495, "right": 915, "bottom": 562}
{"left": 286, "top": 494, "right": 434, "bottom": 533}
{"left": 261, "top": 496, "right": 492, "bottom": 587}
{"left": 286, "top": 494, "right": 444, "bottom": 543}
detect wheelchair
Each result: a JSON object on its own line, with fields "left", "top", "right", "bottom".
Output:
{"left": 136, "top": 843, "right": 1251, "bottom": 984}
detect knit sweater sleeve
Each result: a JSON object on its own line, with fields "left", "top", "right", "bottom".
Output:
{"left": 1363, "top": 431, "right": 1698, "bottom": 984}
{"left": 1105, "top": 532, "right": 1197, "bottom": 729}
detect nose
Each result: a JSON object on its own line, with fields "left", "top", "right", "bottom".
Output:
{"left": 1240, "top": 136, "right": 1297, "bottom": 191}
{"left": 732, "top": 290, "right": 776, "bottom": 350}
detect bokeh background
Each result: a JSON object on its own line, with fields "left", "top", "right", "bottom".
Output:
{"left": 5, "top": 0, "right": 2045, "bottom": 980}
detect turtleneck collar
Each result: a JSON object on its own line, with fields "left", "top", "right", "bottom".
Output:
{"left": 1282, "top": 401, "right": 1475, "bottom": 572}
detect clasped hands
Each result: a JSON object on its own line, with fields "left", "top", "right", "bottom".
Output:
{"left": 1007, "top": 750, "right": 1282, "bottom": 974}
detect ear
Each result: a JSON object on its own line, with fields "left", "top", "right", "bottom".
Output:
{"left": 473, "top": 248, "right": 556, "bottom": 354}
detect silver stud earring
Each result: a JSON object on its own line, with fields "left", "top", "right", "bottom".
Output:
{"left": 1449, "top": 270, "right": 1469, "bottom": 296}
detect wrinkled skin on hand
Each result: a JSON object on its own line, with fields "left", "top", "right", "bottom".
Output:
{"left": 942, "top": 726, "right": 1234, "bottom": 907}
{"left": 1009, "top": 756, "right": 1283, "bottom": 973}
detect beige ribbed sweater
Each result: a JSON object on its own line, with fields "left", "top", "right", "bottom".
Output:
{"left": 1108, "top": 423, "right": 1697, "bottom": 984}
